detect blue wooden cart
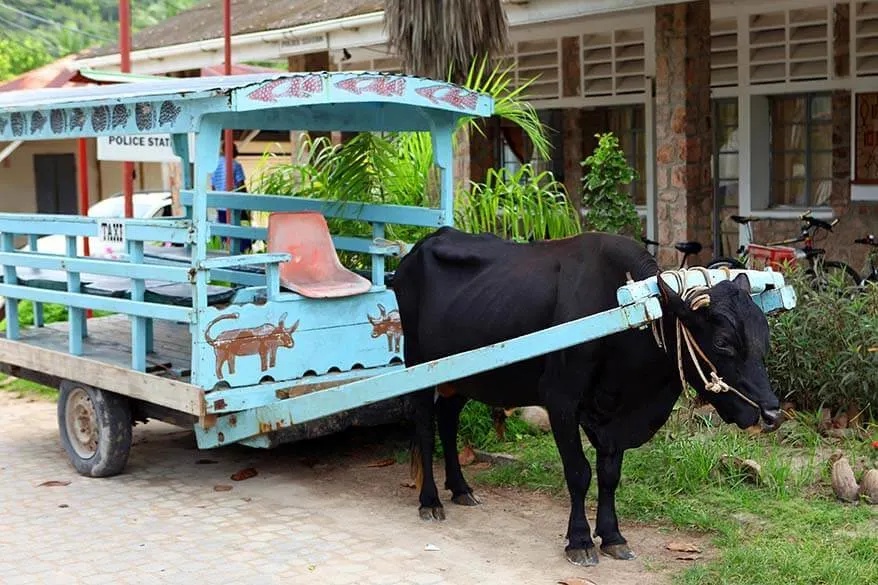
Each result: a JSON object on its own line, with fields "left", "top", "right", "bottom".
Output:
{"left": 0, "top": 72, "right": 797, "bottom": 476}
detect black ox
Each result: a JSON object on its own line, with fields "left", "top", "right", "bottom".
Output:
{"left": 392, "top": 227, "right": 782, "bottom": 566}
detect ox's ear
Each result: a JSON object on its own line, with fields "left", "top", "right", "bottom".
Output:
{"left": 657, "top": 273, "right": 690, "bottom": 318}
{"left": 732, "top": 272, "right": 751, "bottom": 294}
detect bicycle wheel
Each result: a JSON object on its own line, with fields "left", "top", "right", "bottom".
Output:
{"left": 809, "top": 260, "right": 862, "bottom": 292}
{"left": 706, "top": 256, "right": 746, "bottom": 270}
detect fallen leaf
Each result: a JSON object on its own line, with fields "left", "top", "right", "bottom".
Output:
{"left": 241, "top": 497, "right": 252, "bottom": 502}
{"left": 557, "top": 578, "right": 598, "bottom": 585}
{"left": 424, "top": 544, "right": 440, "bottom": 552}
{"left": 458, "top": 445, "right": 476, "bottom": 466}
{"left": 196, "top": 459, "right": 218, "bottom": 465}
{"left": 666, "top": 542, "right": 702, "bottom": 553}
{"left": 366, "top": 458, "right": 395, "bottom": 468}
{"left": 214, "top": 485, "right": 233, "bottom": 492}
{"left": 38, "top": 480, "right": 70, "bottom": 487}
{"left": 400, "top": 480, "right": 417, "bottom": 489}
{"left": 231, "top": 468, "right": 258, "bottom": 481}
{"left": 58, "top": 504, "right": 69, "bottom": 509}
{"left": 675, "top": 553, "right": 702, "bottom": 561}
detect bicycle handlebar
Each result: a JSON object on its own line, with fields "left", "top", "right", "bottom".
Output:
{"left": 802, "top": 215, "right": 836, "bottom": 232}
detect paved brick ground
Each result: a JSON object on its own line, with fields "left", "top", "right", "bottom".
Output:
{"left": 0, "top": 392, "right": 688, "bottom": 585}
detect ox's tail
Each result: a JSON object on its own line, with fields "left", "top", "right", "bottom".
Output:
{"left": 204, "top": 312, "right": 239, "bottom": 345}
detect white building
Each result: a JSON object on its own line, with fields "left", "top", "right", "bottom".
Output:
{"left": 77, "top": 0, "right": 878, "bottom": 267}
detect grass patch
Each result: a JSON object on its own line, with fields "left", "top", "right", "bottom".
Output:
{"left": 0, "top": 373, "right": 57, "bottom": 400}
{"left": 0, "top": 300, "right": 113, "bottom": 332}
{"left": 453, "top": 403, "right": 878, "bottom": 585}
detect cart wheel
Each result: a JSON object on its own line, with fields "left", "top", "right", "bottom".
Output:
{"left": 57, "top": 381, "right": 132, "bottom": 478}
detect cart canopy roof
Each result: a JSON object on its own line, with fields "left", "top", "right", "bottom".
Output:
{"left": 0, "top": 72, "right": 494, "bottom": 141}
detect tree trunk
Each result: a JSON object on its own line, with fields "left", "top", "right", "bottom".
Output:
{"left": 384, "top": 0, "right": 509, "bottom": 80}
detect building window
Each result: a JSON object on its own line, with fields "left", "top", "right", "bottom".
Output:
{"left": 713, "top": 99, "right": 739, "bottom": 205}
{"left": 608, "top": 106, "right": 646, "bottom": 206}
{"left": 499, "top": 135, "right": 523, "bottom": 174}
{"left": 770, "top": 93, "right": 833, "bottom": 208}
{"left": 497, "top": 109, "right": 566, "bottom": 181}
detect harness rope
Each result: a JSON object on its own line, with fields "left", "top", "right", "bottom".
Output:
{"left": 649, "top": 268, "right": 760, "bottom": 411}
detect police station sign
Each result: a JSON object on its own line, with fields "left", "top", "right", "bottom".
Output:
{"left": 97, "top": 134, "right": 196, "bottom": 162}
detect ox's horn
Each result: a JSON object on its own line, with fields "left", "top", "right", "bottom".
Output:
{"left": 690, "top": 294, "right": 711, "bottom": 311}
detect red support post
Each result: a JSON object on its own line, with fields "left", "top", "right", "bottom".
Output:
{"left": 120, "top": 0, "right": 134, "bottom": 219}
{"left": 77, "top": 139, "right": 91, "bottom": 257}
{"left": 77, "top": 138, "right": 93, "bottom": 319}
{"left": 223, "top": 0, "right": 234, "bottom": 236}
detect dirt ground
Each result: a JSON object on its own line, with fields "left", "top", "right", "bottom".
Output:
{"left": 0, "top": 391, "right": 711, "bottom": 584}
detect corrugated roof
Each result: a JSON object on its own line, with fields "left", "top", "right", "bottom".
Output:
{"left": 201, "top": 63, "right": 281, "bottom": 76}
{"left": 0, "top": 73, "right": 271, "bottom": 110}
{"left": 0, "top": 56, "right": 85, "bottom": 91}
{"left": 87, "top": 0, "right": 383, "bottom": 58}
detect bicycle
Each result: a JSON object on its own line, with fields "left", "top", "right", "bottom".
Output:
{"left": 853, "top": 234, "right": 878, "bottom": 285}
{"left": 641, "top": 236, "right": 703, "bottom": 269}
{"left": 707, "top": 211, "right": 860, "bottom": 290}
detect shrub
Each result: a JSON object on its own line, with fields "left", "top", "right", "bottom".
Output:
{"left": 766, "top": 268, "right": 878, "bottom": 415}
{"left": 581, "top": 132, "right": 641, "bottom": 237}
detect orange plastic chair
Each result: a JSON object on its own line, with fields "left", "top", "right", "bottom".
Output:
{"left": 267, "top": 211, "right": 373, "bottom": 298}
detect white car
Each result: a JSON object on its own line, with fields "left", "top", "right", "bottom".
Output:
{"left": 20, "top": 191, "right": 174, "bottom": 259}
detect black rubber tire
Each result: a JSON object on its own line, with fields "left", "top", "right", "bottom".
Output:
{"left": 706, "top": 256, "right": 746, "bottom": 270}
{"left": 57, "top": 381, "right": 133, "bottom": 478}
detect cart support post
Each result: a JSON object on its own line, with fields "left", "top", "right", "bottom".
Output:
{"left": 128, "top": 240, "right": 148, "bottom": 371}
{"left": 65, "top": 236, "right": 84, "bottom": 355}
{"left": 432, "top": 126, "right": 455, "bottom": 227}
{"left": 27, "top": 234, "right": 44, "bottom": 328}
{"left": 371, "top": 222, "right": 385, "bottom": 286}
{"left": 189, "top": 120, "right": 223, "bottom": 388}
{"left": 2, "top": 233, "right": 19, "bottom": 340}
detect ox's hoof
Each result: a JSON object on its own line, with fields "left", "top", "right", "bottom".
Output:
{"left": 419, "top": 505, "right": 446, "bottom": 522}
{"left": 566, "top": 546, "right": 599, "bottom": 567}
{"left": 601, "top": 543, "right": 636, "bottom": 560}
{"left": 451, "top": 492, "right": 481, "bottom": 506}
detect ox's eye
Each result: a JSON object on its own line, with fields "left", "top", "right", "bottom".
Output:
{"left": 714, "top": 337, "right": 736, "bottom": 355}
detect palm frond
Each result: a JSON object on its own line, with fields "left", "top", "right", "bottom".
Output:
{"left": 458, "top": 57, "right": 551, "bottom": 161}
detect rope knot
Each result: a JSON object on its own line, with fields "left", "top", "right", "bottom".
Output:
{"left": 705, "top": 372, "right": 729, "bottom": 393}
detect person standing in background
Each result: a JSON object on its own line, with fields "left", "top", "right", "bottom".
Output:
{"left": 210, "top": 143, "right": 252, "bottom": 253}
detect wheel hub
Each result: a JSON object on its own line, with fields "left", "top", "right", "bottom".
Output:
{"left": 65, "top": 388, "right": 98, "bottom": 459}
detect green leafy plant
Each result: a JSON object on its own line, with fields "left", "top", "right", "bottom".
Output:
{"left": 766, "top": 267, "right": 878, "bottom": 414}
{"left": 581, "top": 132, "right": 641, "bottom": 236}
{"left": 250, "top": 59, "right": 575, "bottom": 269}
{"left": 457, "top": 166, "right": 580, "bottom": 242}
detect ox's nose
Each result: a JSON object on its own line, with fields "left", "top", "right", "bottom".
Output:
{"left": 760, "top": 407, "right": 782, "bottom": 432}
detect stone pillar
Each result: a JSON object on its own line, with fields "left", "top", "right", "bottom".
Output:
{"left": 561, "top": 36, "right": 583, "bottom": 211}
{"left": 831, "top": 90, "right": 852, "bottom": 212}
{"left": 833, "top": 2, "right": 850, "bottom": 78}
{"left": 831, "top": 4, "right": 851, "bottom": 212}
{"left": 654, "top": 0, "right": 713, "bottom": 267}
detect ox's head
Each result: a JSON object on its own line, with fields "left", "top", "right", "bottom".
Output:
{"left": 658, "top": 273, "right": 782, "bottom": 432}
